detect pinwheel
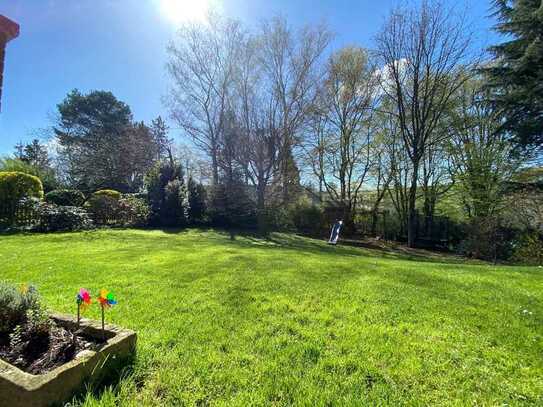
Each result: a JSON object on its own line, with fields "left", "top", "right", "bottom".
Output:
{"left": 76, "top": 288, "right": 92, "bottom": 326}
{"left": 97, "top": 289, "right": 117, "bottom": 339}
{"left": 98, "top": 289, "right": 117, "bottom": 308}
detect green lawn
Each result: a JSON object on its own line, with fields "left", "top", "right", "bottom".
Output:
{"left": 1, "top": 229, "right": 542, "bottom": 406}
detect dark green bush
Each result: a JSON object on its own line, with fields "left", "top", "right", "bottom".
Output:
{"left": 457, "top": 217, "right": 514, "bottom": 261}
{"left": 188, "top": 178, "right": 207, "bottom": 224}
{"left": 34, "top": 202, "right": 94, "bottom": 232}
{"left": 45, "top": 189, "right": 86, "bottom": 207}
{"left": 145, "top": 161, "right": 190, "bottom": 227}
{"left": 290, "top": 200, "right": 325, "bottom": 236}
{"left": 0, "top": 282, "right": 41, "bottom": 335}
{"left": 0, "top": 172, "right": 44, "bottom": 226}
{"left": 208, "top": 182, "right": 256, "bottom": 229}
{"left": 163, "top": 179, "right": 190, "bottom": 227}
{"left": 84, "top": 189, "right": 122, "bottom": 225}
{"left": 511, "top": 231, "right": 543, "bottom": 265}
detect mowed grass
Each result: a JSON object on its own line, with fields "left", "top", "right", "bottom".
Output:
{"left": 1, "top": 229, "right": 542, "bottom": 406}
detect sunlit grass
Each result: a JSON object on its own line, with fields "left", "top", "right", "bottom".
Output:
{"left": 1, "top": 229, "right": 542, "bottom": 405}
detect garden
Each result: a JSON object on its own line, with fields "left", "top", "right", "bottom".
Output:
{"left": 1, "top": 0, "right": 543, "bottom": 405}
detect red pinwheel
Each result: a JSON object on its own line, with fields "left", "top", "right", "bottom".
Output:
{"left": 76, "top": 288, "right": 92, "bottom": 326}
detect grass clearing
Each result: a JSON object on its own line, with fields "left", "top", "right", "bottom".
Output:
{"left": 1, "top": 229, "right": 542, "bottom": 406}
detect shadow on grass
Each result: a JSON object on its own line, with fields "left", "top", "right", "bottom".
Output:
{"left": 5, "top": 226, "right": 537, "bottom": 270}
{"left": 193, "top": 228, "right": 477, "bottom": 266}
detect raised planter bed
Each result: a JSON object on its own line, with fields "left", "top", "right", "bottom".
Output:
{"left": 0, "top": 313, "right": 136, "bottom": 407}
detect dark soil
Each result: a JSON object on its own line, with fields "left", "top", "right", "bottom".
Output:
{"left": 0, "top": 319, "right": 105, "bottom": 375}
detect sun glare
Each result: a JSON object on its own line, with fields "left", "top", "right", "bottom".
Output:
{"left": 159, "top": 0, "right": 213, "bottom": 24}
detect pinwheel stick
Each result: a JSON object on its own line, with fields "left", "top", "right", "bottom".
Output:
{"left": 77, "top": 303, "right": 81, "bottom": 327}
{"left": 101, "top": 305, "right": 105, "bottom": 340}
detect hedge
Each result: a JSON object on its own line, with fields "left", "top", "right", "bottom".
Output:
{"left": 45, "top": 189, "right": 86, "bottom": 207}
{"left": 92, "top": 189, "right": 122, "bottom": 200}
{"left": 0, "top": 172, "right": 44, "bottom": 226}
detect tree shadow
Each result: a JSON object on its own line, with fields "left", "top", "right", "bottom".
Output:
{"left": 207, "top": 229, "right": 478, "bottom": 266}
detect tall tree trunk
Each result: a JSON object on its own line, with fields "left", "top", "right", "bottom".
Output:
{"left": 257, "top": 181, "right": 267, "bottom": 235}
{"left": 423, "top": 195, "right": 435, "bottom": 237}
{"left": 407, "top": 159, "right": 420, "bottom": 248}
{"left": 211, "top": 147, "right": 219, "bottom": 186}
{"left": 371, "top": 210, "right": 379, "bottom": 237}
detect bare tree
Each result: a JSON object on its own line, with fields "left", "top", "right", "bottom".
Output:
{"left": 375, "top": 0, "right": 474, "bottom": 247}
{"left": 233, "top": 33, "right": 282, "bottom": 229}
{"left": 367, "top": 114, "right": 394, "bottom": 236}
{"left": 258, "top": 17, "right": 332, "bottom": 203}
{"left": 383, "top": 112, "right": 412, "bottom": 239}
{"left": 166, "top": 13, "right": 245, "bottom": 185}
{"left": 305, "top": 46, "right": 380, "bottom": 230}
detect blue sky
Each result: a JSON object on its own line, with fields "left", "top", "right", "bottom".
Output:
{"left": 0, "top": 0, "right": 499, "bottom": 154}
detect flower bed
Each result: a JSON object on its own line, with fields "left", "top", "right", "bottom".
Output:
{"left": 0, "top": 313, "right": 136, "bottom": 407}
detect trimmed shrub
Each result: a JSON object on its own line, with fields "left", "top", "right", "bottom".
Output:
{"left": 0, "top": 157, "right": 58, "bottom": 193}
{"left": 0, "top": 282, "right": 41, "bottom": 335}
{"left": 34, "top": 202, "right": 94, "bottom": 232}
{"left": 0, "top": 172, "right": 44, "bottom": 226}
{"left": 84, "top": 191, "right": 150, "bottom": 227}
{"left": 92, "top": 189, "right": 122, "bottom": 200}
{"left": 117, "top": 196, "right": 151, "bottom": 227}
{"left": 45, "top": 189, "right": 86, "bottom": 207}
{"left": 85, "top": 194, "right": 120, "bottom": 226}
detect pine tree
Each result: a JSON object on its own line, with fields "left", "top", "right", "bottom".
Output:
{"left": 281, "top": 146, "right": 303, "bottom": 205}
{"left": 145, "top": 160, "right": 190, "bottom": 227}
{"left": 163, "top": 179, "right": 189, "bottom": 227}
{"left": 208, "top": 170, "right": 256, "bottom": 229}
{"left": 486, "top": 0, "right": 543, "bottom": 151}
{"left": 187, "top": 177, "right": 207, "bottom": 224}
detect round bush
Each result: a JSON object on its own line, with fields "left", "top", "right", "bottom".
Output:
{"left": 84, "top": 190, "right": 122, "bottom": 225}
{"left": 0, "top": 172, "right": 44, "bottom": 226}
{"left": 92, "top": 189, "right": 121, "bottom": 200}
{"left": 45, "top": 189, "right": 86, "bottom": 207}
{"left": 0, "top": 171, "right": 44, "bottom": 202}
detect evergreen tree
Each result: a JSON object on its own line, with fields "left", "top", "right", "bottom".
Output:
{"left": 281, "top": 146, "right": 303, "bottom": 205}
{"left": 54, "top": 89, "right": 157, "bottom": 192}
{"left": 163, "top": 179, "right": 189, "bottom": 227}
{"left": 19, "top": 139, "right": 51, "bottom": 170}
{"left": 145, "top": 160, "right": 190, "bottom": 227}
{"left": 7, "top": 139, "right": 58, "bottom": 192}
{"left": 150, "top": 116, "right": 173, "bottom": 162}
{"left": 486, "top": 0, "right": 543, "bottom": 151}
{"left": 187, "top": 177, "right": 207, "bottom": 224}
{"left": 208, "top": 170, "right": 256, "bottom": 229}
